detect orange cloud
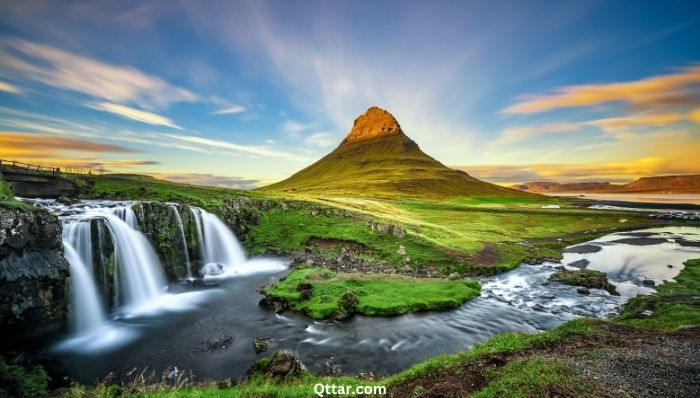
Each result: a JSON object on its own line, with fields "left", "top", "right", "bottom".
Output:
{"left": 456, "top": 155, "right": 700, "bottom": 185}
{"left": 503, "top": 65, "right": 700, "bottom": 114}
{"left": 0, "top": 131, "right": 135, "bottom": 157}
{"left": 0, "top": 131, "right": 155, "bottom": 172}
{"left": 689, "top": 108, "right": 700, "bottom": 124}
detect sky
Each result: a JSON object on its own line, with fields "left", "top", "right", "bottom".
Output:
{"left": 0, "top": 0, "right": 699, "bottom": 188}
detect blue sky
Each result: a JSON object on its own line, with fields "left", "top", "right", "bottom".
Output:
{"left": 0, "top": 0, "right": 699, "bottom": 187}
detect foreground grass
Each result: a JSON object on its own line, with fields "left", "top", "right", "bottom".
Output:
{"left": 471, "top": 358, "right": 599, "bottom": 398}
{"left": 618, "top": 258, "right": 700, "bottom": 331}
{"left": 264, "top": 267, "right": 480, "bottom": 319}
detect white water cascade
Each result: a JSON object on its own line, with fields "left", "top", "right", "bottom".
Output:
{"left": 190, "top": 207, "right": 285, "bottom": 278}
{"left": 190, "top": 207, "right": 205, "bottom": 262}
{"left": 170, "top": 205, "right": 192, "bottom": 277}
{"left": 99, "top": 207, "right": 167, "bottom": 308}
{"left": 196, "top": 208, "right": 247, "bottom": 270}
{"left": 62, "top": 240, "right": 106, "bottom": 334}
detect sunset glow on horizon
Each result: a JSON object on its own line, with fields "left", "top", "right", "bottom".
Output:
{"left": 1, "top": 0, "right": 699, "bottom": 188}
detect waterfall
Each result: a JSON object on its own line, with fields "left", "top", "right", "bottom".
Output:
{"left": 112, "top": 206, "right": 139, "bottom": 229}
{"left": 63, "top": 220, "right": 94, "bottom": 275}
{"left": 99, "top": 207, "right": 167, "bottom": 308}
{"left": 192, "top": 208, "right": 246, "bottom": 273}
{"left": 62, "top": 240, "right": 106, "bottom": 334}
{"left": 190, "top": 207, "right": 205, "bottom": 262}
{"left": 170, "top": 205, "right": 192, "bottom": 278}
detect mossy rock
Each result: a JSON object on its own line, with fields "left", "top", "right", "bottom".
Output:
{"left": 549, "top": 268, "right": 618, "bottom": 295}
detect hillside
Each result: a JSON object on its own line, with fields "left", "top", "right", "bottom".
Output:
{"left": 261, "top": 107, "right": 530, "bottom": 199}
{"left": 510, "top": 182, "right": 616, "bottom": 193}
{"left": 512, "top": 174, "right": 700, "bottom": 194}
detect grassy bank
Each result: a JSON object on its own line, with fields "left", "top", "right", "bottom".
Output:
{"left": 263, "top": 267, "right": 481, "bottom": 319}
{"left": 0, "top": 177, "right": 32, "bottom": 211}
{"left": 618, "top": 258, "right": 700, "bottom": 331}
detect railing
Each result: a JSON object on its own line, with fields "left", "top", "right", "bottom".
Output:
{"left": 0, "top": 159, "right": 61, "bottom": 176}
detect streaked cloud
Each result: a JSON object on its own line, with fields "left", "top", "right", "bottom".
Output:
{"left": 503, "top": 65, "right": 700, "bottom": 114}
{"left": 489, "top": 123, "right": 581, "bottom": 147}
{"left": 212, "top": 105, "right": 246, "bottom": 115}
{"left": 304, "top": 132, "right": 334, "bottom": 148}
{"left": 86, "top": 102, "right": 182, "bottom": 129}
{"left": 283, "top": 120, "right": 313, "bottom": 133}
{"left": 0, "top": 81, "right": 21, "bottom": 94}
{"left": 689, "top": 108, "right": 700, "bottom": 124}
{"left": 162, "top": 133, "right": 310, "bottom": 162}
{"left": 457, "top": 156, "right": 699, "bottom": 184}
{"left": 148, "top": 172, "right": 261, "bottom": 189}
{"left": 0, "top": 38, "right": 198, "bottom": 109}
{"left": 0, "top": 131, "right": 135, "bottom": 157}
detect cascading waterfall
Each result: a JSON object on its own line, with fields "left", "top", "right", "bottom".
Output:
{"left": 190, "top": 207, "right": 205, "bottom": 262}
{"left": 170, "top": 205, "right": 192, "bottom": 278}
{"left": 193, "top": 208, "right": 247, "bottom": 273}
{"left": 99, "top": 207, "right": 167, "bottom": 308}
{"left": 112, "top": 206, "right": 139, "bottom": 229}
{"left": 62, "top": 227, "right": 106, "bottom": 334}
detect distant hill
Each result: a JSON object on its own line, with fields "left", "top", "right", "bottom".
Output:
{"left": 512, "top": 175, "right": 700, "bottom": 194}
{"left": 261, "top": 106, "right": 529, "bottom": 198}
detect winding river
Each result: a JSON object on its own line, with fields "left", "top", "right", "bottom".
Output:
{"left": 28, "top": 200, "right": 700, "bottom": 383}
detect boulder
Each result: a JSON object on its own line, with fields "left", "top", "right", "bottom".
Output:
{"left": 0, "top": 207, "right": 69, "bottom": 348}
{"left": 247, "top": 350, "right": 307, "bottom": 378}
{"left": 253, "top": 338, "right": 269, "bottom": 354}
{"left": 549, "top": 268, "right": 618, "bottom": 295}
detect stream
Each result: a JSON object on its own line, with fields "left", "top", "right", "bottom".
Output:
{"left": 26, "top": 200, "right": 700, "bottom": 383}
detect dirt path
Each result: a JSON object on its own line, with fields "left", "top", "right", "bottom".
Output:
{"left": 387, "top": 324, "right": 700, "bottom": 398}
{"left": 553, "top": 330, "right": 700, "bottom": 398}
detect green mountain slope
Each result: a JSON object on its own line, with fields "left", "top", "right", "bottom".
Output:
{"left": 261, "top": 107, "right": 532, "bottom": 199}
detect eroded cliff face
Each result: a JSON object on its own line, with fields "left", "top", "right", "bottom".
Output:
{"left": 0, "top": 206, "right": 69, "bottom": 347}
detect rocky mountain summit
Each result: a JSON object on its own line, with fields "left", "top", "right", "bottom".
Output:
{"left": 261, "top": 106, "right": 527, "bottom": 198}
{"left": 342, "top": 106, "right": 403, "bottom": 143}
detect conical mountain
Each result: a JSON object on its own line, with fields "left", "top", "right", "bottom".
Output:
{"left": 261, "top": 106, "right": 529, "bottom": 198}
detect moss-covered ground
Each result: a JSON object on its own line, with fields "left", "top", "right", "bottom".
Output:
{"left": 264, "top": 267, "right": 481, "bottom": 318}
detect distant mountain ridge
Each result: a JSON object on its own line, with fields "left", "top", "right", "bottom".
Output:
{"left": 512, "top": 175, "right": 700, "bottom": 194}
{"left": 261, "top": 106, "right": 530, "bottom": 198}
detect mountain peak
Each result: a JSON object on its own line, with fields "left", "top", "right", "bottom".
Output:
{"left": 343, "top": 106, "right": 403, "bottom": 143}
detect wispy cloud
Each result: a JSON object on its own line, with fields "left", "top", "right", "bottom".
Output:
{"left": 304, "top": 132, "right": 334, "bottom": 147}
{"left": 489, "top": 123, "right": 581, "bottom": 146}
{"left": 457, "top": 157, "right": 696, "bottom": 184}
{"left": 211, "top": 104, "right": 246, "bottom": 115}
{"left": 0, "top": 38, "right": 198, "bottom": 109}
{"left": 283, "top": 120, "right": 313, "bottom": 133}
{"left": 163, "top": 133, "right": 310, "bottom": 162}
{"left": 585, "top": 111, "right": 687, "bottom": 139}
{"left": 503, "top": 65, "right": 700, "bottom": 114}
{"left": 86, "top": 102, "right": 182, "bottom": 129}
{"left": 0, "top": 81, "right": 21, "bottom": 94}
{"left": 148, "top": 172, "right": 261, "bottom": 189}
{"left": 0, "top": 131, "right": 135, "bottom": 156}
